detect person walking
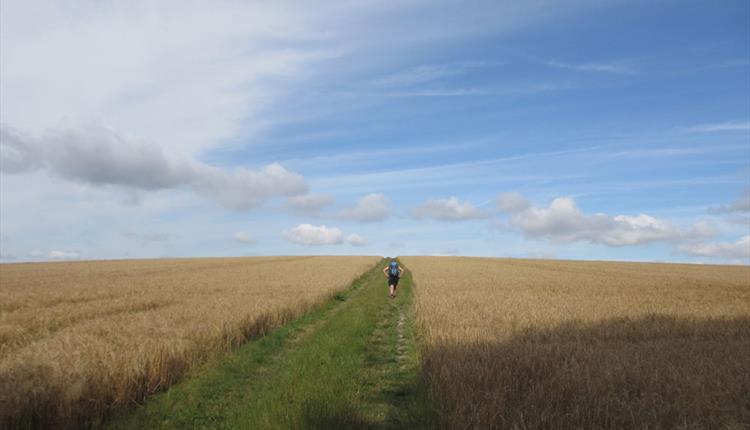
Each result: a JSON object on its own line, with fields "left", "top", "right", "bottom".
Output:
{"left": 383, "top": 258, "right": 404, "bottom": 298}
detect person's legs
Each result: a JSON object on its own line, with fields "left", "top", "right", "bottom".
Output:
{"left": 389, "top": 283, "right": 395, "bottom": 297}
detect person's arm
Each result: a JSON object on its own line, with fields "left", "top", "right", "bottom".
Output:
{"left": 399, "top": 266, "right": 405, "bottom": 277}
{"left": 383, "top": 266, "right": 389, "bottom": 277}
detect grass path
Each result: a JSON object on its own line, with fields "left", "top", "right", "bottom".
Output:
{"left": 106, "top": 260, "right": 435, "bottom": 429}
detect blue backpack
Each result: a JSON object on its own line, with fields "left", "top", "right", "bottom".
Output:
{"left": 389, "top": 261, "right": 399, "bottom": 276}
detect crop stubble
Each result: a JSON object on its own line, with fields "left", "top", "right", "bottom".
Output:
{"left": 0, "top": 256, "right": 379, "bottom": 428}
{"left": 402, "top": 257, "right": 750, "bottom": 429}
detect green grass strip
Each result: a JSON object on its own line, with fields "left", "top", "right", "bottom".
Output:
{"left": 106, "top": 259, "right": 435, "bottom": 429}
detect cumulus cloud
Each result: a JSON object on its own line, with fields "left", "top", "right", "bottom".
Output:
{"left": 286, "top": 193, "right": 335, "bottom": 216}
{"left": 338, "top": 193, "right": 391, "bottom": 222}
{"left": 282, "top": 224, "right": 343, "bottom": 246}
{"left": 232, "top": 231, "right": 256, "bottom": 244}
{"left": 499, "top": 194, "right": 714, "bottom": 246}
{"left": 411, "top": 196, "right": 487, "bottom": 221}
{"left": 346, "top": 233, "right": 368, "bottom": 246}
{"left": 677, "top": 236, "right": 750, "bottom": 262}
{"left": 707, "top": 189, "right": 750, "bottom": 227}
{"left": 192, "top": 162, "right": 306, "bottom": 211}
{"left": 708, "top": 189, "right": 750, "bottom": 214}
{"left": 0, "top": 124, "right": 307, "bottom": 210}
{"left": 497, "top": 192, "right": 531, "bottom": 213}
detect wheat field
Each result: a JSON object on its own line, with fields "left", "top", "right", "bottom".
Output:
{"left": 0, "top": 256, "right": 379, "bottom": 429}
{"left": 402, "top": 257, "right": 750, "bottom": 429}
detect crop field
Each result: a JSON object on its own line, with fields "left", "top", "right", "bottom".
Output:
{"left": 2, "top": 255, "right": 748, "bottom": 430}
{"left": 0, "top": 256, "right": 379, "bottom": 429}
{"left": 402, "top": 257, "right": 750, "bottom": 429}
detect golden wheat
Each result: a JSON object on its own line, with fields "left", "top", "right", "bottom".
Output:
{"left": 0, "top": 256, "right": 378, "bottom": 429}
{"left": 402, "top": 257, "right": 750, "bottom": 429}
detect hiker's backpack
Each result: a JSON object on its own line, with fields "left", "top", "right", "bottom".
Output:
{"left": 389, "top": 261, "right": 399, "bottom": 276}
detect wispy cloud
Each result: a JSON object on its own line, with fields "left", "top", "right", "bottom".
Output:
{"left": 542, "top": 59, "right": 637, "bottom": 74}
{"left": 384, "top": 89, "right": 489, "bottom": 97}
{"left": 371, "top": 62, "right": 492, "bottom": 88}
{"left": 683, "top": 121, "right": 750, "bottom": 133}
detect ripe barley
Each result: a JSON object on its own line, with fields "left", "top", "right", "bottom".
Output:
{"left": 0, "top": 256, "right": 379, "bottom": 429}
{"left": 402, "top": 257, "right": 750, "bottom": 429}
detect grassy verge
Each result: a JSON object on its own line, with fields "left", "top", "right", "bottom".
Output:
{"left": 106, "top": 259, "right": 435, "bottom": 429}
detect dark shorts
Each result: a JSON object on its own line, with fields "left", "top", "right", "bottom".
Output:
{"left": 388, "top": 275, "right": 400, "bottom": 286}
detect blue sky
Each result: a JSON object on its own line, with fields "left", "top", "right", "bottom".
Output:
{"left": 1, "top": 0, "right": 748, "bottom": 264}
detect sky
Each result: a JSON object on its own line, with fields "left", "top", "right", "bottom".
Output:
{"left": 1, "top": 0, "right": 749, "bottom": 264}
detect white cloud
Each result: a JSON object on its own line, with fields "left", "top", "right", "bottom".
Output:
{"left": 232, "top": 231, "right": 256, "bottom": 244}
{"left": 338, "top": 193, "right": 391, "bottom": 222}
{"left": 684, "top": 121, "right": 750, "bottom": 133}
{"left": 499, "top": 194, "right": 714, "bottom": 246}
{"left": 411, "top": 196, "right": 488, "bottom": 221}
{"left": 385, "top": 89, "right": 488, "bottom": 97}
{"left": 372, "top": 62, "right": 490, "bottom": 87}
{"left": 725, "top": 214, "right": 750, "bottom": 227}
{"left": 286, "top": 193, "right": 335, "bottom": 215}
{"left": 708, "top": 189, "right": 750, "bottom": 214}
{"left": 282, "top": 224, "right": 343, "bottom": 246}
{"left": 543, "top": 59, "right": 636, "bottom": 74}
{"left": 1, "top": 1, "right": 569, "bottom": 156}
{"left": 0, "top": 1, "right": 344, "bottom": 155}
{"left": 346, "top": 233, "right": 368, "bottom": 246}
{"left": 678, "top": 236, "right": 750, "bottom": 262}
{"left": 27, "top": 249, "right": 80, "bottom": 260}
{"left": 192, "top": 162, "right": 306, "bottom": 211}
{"left": 48, "top": 250, "right": 80, "bottom": 259}
{"left": 497, "top": 192, "right": 531, "bottom": 213}
{"left": 0, "top": 124, "right": 307, "bottom": 210}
